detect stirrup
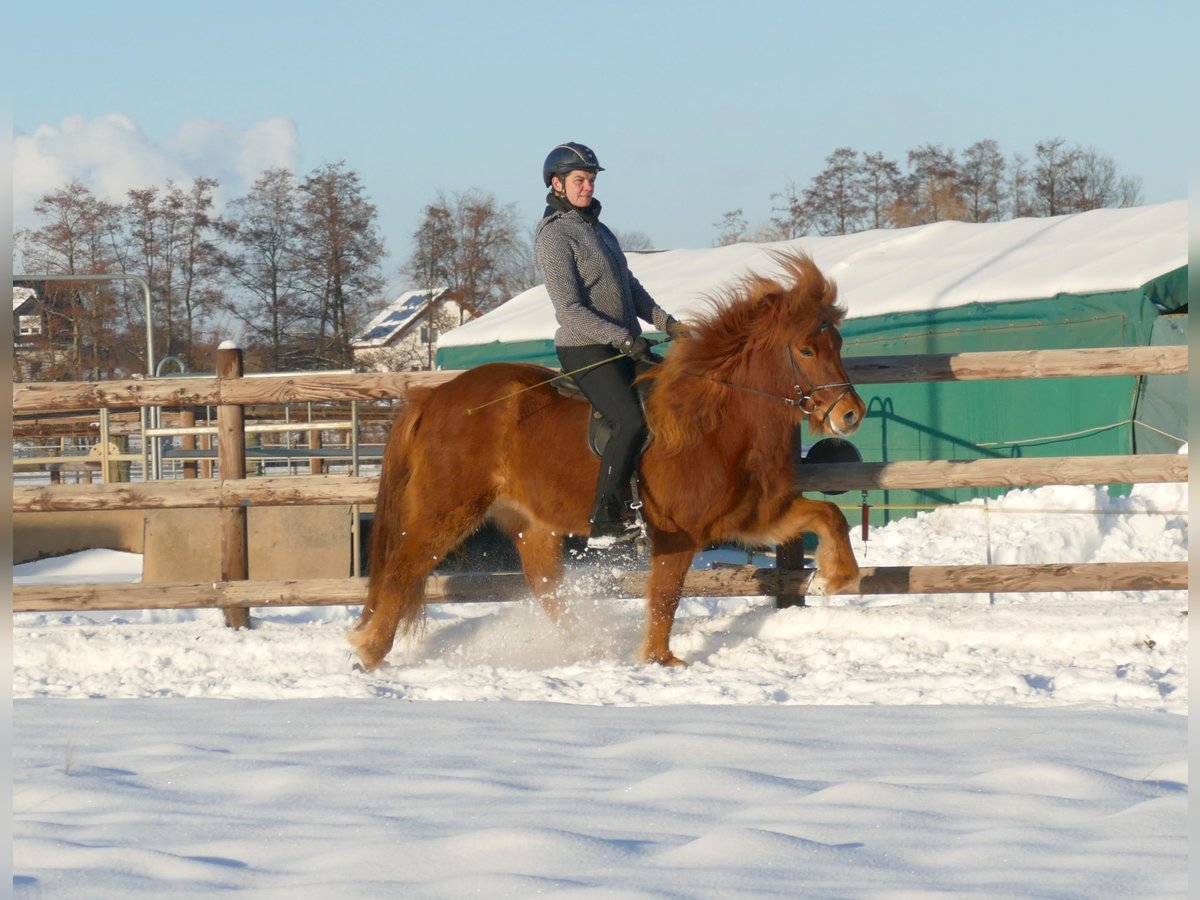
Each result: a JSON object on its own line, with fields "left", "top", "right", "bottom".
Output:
{"left": 586, "top": 522, "right": 640, "bottom": 550}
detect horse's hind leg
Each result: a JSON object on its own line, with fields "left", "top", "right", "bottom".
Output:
{"left": 350, "top": 547, "right": 426, "bottom": 670}
{"left": 350, "top": 498, "right": 492, "bottom": 670}
{"left": 495, "top": 513, "right": 567, "bottom": 623}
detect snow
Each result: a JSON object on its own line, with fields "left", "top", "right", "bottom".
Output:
{"left": 438, "top": 200, "right": 1187, "bottom": 349}
{"left": 12, "top": 471, "right": 1188, "bottom": 897}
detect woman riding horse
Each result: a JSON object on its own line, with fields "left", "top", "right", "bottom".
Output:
{"left": 535, "top": 142, "right": 688, "bottom": 548}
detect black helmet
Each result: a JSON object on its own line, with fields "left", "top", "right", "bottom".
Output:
{"left": 543, "top": 142, "right": 605, "bottom": 187}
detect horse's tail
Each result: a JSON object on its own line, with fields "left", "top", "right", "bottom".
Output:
{"left": 350, "top": 392, "right": 430, "bottom": 669}
{"left": 366, "top": 398, "right": 422, "bottom": 583}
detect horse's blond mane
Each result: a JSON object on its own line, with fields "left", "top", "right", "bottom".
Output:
{"left": 647, "top": 251, "right": 844, "bottom": 455}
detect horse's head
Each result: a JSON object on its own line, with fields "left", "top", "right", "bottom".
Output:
{"left": 650, "top": 251, "right": 864, "bottom": 452}
{"left": 775, "top": 254, "right": 865, "bottom": 436}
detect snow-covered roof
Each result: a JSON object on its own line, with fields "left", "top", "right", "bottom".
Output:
{"left": 13, "top": 285, "right": 37, "bottom": 312}
{"left": 353, "top": 288, "right": 447, "bottom": 348}
{"left": 439, "top": 201, "right": 1186, "bottom": 350}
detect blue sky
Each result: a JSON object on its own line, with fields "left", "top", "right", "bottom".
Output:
{"left": 12, "top": 0, "right": 1196, "bottom": 295}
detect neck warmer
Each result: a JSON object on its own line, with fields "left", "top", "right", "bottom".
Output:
{"left": 545, "top": 191, "right": 602, "bottom": 222}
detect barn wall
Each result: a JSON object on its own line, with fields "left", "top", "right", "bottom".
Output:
{"left": 835, "top": 286, "right": 1172, "bottom": 524}
{"left": 1133, "top": 312, "right": 1188, "bottom": 455}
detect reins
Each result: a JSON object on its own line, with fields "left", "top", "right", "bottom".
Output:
{"left": 464, "top": 352, "right": 626, "bottom": 415}
{"left": 463, "top": 342, "right": 855, "bottom": 425}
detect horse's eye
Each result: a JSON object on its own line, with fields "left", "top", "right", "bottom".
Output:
{"left": 799, "top": 347, "right": 815, "bottom": 358}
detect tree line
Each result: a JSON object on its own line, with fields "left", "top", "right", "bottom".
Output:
{"left": 14, "top": 165, "right": 532, "bottom": 380}
{"left": 713, "top": 137, "right": 1143, "bottom": 244}
{"left": 13, "top": 135, "right": 1142, "bottom": 380}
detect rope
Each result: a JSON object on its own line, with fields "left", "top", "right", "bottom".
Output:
{"left": 832, "top": 502, "right": 1187, "bottom": 516}
{"left": 463, "top": 352, "right": 628, "bottom": 415}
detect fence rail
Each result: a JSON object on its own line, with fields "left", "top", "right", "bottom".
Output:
{"left": 12, "top": 561, "right": 1187, "bottom": 613}
{"left": 12, "top": 345, "right": 1186, "bottom": 413}
{"left": 12, "top": 343, "right": 1189, "bottom": 614}
{"left": 12, "top": 453, "right": 1187, "bottom": 514}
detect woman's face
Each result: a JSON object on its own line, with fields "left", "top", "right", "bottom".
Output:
{"left": 554, "top": 170, "right": 596, "bottom": 208}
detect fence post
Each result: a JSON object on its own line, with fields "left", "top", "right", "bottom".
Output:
{"left": 774, "top": 538, "right": 807, "bottom": 608}
{"left": 180, "top": 408, "right": 197, "bottom": 479}
{"left": 216, "top": 343, "right": 250, "bottom": 629}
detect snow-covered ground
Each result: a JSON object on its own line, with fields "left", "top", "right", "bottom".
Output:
{"left": 12, "top": 478, "right": 1189, "bottom": 898}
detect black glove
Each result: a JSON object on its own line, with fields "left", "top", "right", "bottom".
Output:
{"left": 664, "top": 316, "right": 691, "bottom": 341}
{"left": 616, "top": 335, "right": 657, "bottom": 363}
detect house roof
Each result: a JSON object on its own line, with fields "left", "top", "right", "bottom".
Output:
{"left": 353, "top": 288, "right": 448, "bottom": 349}
{"left": 13, "top": 286, "right": 37, "bottom": 313}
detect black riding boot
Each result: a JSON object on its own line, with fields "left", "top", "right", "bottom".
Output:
{"left": 587, "top": 495, "right": 640, "bottom": 549}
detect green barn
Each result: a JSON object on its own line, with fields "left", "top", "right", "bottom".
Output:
{"left": 436, "top": 202, "right": 1187, "bottom": 523}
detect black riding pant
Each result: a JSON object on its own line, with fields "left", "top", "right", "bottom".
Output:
{"left": 557, "top": 343, "right": 647, "bottom": 516}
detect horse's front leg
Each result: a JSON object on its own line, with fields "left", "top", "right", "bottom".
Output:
{"left": 778, "top": 495, "right": 860, "bottom": 595}
{"left": 640, "top": 531, "right": 698, "bottom": 666}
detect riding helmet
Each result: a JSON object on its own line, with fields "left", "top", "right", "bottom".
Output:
{"left": 543, "top": 142, "right": 605, "bottom": 187}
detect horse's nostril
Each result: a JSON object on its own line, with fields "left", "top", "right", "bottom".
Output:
{"left": 843, "top": 410, "right": 858, "bottom": 426}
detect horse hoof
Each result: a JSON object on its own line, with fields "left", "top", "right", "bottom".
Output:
{"left": 641, "top": 651, "right": 688, "bottom": 667}
{"left": 809, "top": 566, "right": 859, "bottom": 597}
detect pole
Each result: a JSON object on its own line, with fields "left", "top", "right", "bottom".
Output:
{"left": 216, "top": 342, "right": 250, "bottom": 629}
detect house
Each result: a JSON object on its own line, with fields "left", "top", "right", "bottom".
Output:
{"left": 13, "top": 286, "right": 41, "bottom": 340}
{"left": 12, "top": 285, "right": 53, "bottom": 381}
{"left": 352, "top": 288, "right": 478, "bottom": 372}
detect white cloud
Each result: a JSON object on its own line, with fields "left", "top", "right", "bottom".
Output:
{"left": 167, "top": 115, "right": 300, "bottom": 187}
{"left": 12, "top": 113, "right": 301, "bottom": 230}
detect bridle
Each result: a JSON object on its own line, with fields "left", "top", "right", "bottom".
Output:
{"left": 678, "top": 339, "right": 856, "bottom": 428}
{"left": 784, "top": 343, "right": 857, "bottom": 426}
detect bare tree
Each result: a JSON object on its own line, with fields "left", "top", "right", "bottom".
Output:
{"left": 406, "top": 188, "right": 529, "bottom": 315}
{"left": 1065, "top": 147, "right": 1144, "bottom": 211}
{"left": 216, "top": 168, "right": 311, "bottom": 370}
{"left": 122, "top": 178, "right": 222, "bottom": 369}
{"left": 18, "top": 181, "right": 126, "bottom": 379}
{"left": 123, "top": 185, "right": 179, "bottom": 361}
{"left": 804, "top": 147, "right": 869, "bottom": 235}
{"left": 296, "top": 161, "right": 386, "bottom": 369}
{"left": 712, "top": 208, "right": 749, "bottom": 246}
{"left": 861, "top": 152, "right": 903, "bottom": 230}
{"left": 613, "top": 229, "right": 654, "bottom": 251}
{"left": 172, "top": 178, "right": 223, "bottom": 367}
{"left": 1008, "top": 152, "right": 1037, "bottom": 219}
{"left": 767, "top": 181, "right": 812, "bottom": 240}
{"left": 898, "top": 143, "right": 963, "bottom": 225}
{"left": 1032, "top": 138, "right": 1076, "bottom": 217}
{"left": 960, "top": 139, "right": 1007, "bottom": 222}
{"left": 407, "top": 200, "right": 457, "bottom": 370}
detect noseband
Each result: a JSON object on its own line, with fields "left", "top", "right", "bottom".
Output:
{"left": 785, "top": 343, "right": 856, "bottom": 425}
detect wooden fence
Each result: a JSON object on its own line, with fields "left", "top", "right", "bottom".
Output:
{"left": 12, "top": 344, "right": 1189, "bottom": 615}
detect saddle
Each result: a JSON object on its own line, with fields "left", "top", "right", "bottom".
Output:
{"left": 551, "top": 361, "right": 656, "bottom": 458}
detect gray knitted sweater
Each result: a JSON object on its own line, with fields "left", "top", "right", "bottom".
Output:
{"left": 535, "top": 199, "right": 672, "bottom": 348}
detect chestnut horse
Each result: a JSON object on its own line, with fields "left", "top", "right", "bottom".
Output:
{"left": 350, "top": 252, "right": 865, "bottom": 670}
